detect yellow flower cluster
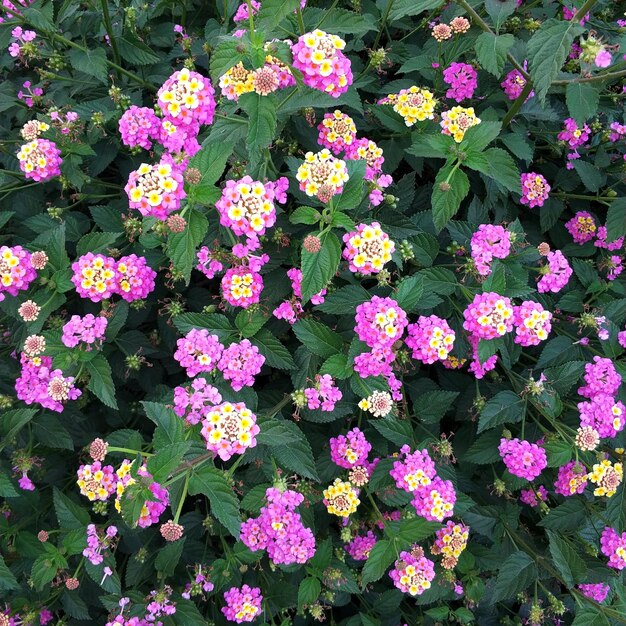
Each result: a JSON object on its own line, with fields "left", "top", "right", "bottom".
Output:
{"left": 323, "top": 478, "right": 360, "bottom": 517}
{"left": 440, "top": 106, "right": 481, "bottom": 142}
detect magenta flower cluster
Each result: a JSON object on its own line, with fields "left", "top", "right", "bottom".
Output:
{"left": 537, "top": 250, "right": 572, "bottom": 294}
{"left": 512, "top": 301, "right": 552, "bottom": 347}
{"left": 462, "top": 291, "right": 514, "bottom": 340}
{"left": 241, "top": 488, "right": 316, "bottom": 565}
{"left": 0, "top": 245, "right": 38, "bottom": 301}
{"left": 304, "top": 374, "right": 343, "bottom": 412}
{"left": 520, "top": 172, "right": 551, "bottom": 208}
{"left": 498, "top": 438, "right": 547, "bottom": 480}
{"left": 390, "top": 550, "right": 436, "bottom": 596}
{"left": 217, "top": 339, "right": 265, "bottom": 391}
{"left": 442, "top": 62, "right": 477, "bottom": 102}
{"left": 222, "top": 585, "right": 263, "bottom": 623}
{"left": 329, "top": 427, "right": 371, "bottom": 468}
{"left": 346, "top": 531, "right": 377, "bottom": 560}
{"left": 83, "top": 523, "right": 117, "bottom": 565}
{"left": 600, "top": 527, "right": 626, "bottom": 570}
{"left": 173, "top": 329, "right": 224, "bottom": 377}
{"left": 554, "top": 461, "right": 588, "bottom": 496}
{"left": 470, "top": 224, "right": 511, "bottom": 276}
{"left": 355, "top": 296, "right": 408, "bottom": 347}
{"left": 405, "top": 315, "right": 455, "bottom": 364}
{"left": 501, "top": 63, "right": 533, "bottom": 101}
{"left": 16, "top": 138, "right": 62, "bottom": 182}
{"left": 173, "top": 378, "right": 223, "bottom": 425}
{"left": 61, "top": 314, "right": 108, "bottom": 349}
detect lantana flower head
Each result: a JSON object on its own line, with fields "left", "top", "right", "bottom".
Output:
{"left": 565, "top": 211, "right": 597, "bottom": 244}
{"left": 498, "top": 438, "right": 547, "bottom": 480}
{"left": 390, "top": 551, "right": 436, "bottom": 596}
{"left": 221, "top": 266, "right": 264, "bottom": 308}
{"left": 201, "top": 401, "right": 259, "bottom": 461}
{"left": 16, "top": 138, "right": 62, "bottom": 181}
{"left": 440, "top": 106, "right": 480, "bottom": 142}
{"left": 71, "top": 253, "right": 119, "bottom": 302}
{"left": 118, "top": 106, "right": 160, "bottom": 150}
{"left": 537, "top": 250, "right": 572, "bottom": 293}
{"left": 470, "top": 224, "right": 511, "bottom": 276}
{"left": 157, "top": 67, "right": 216, "bottom": 127}
{"left": 323, "top": 478, "right": 360, "bottom": 517}
{"left": 0, "top": 245, "right": 37, "bottom": 300}
{"left": 174, "top": 328, "right": 224, "bottom": 377}
{"left": 355, "top": 296, "right": 407, "bottom": 347}
{"left": 317, "top": 110, "right": 357, "bottom": 154}
{"left": 405, "top": 315, "right": 455, "bottom": 364}
{"left": 462, "top": 292, "right": 514, "bottom": 340}
{"left": 343, "top": 222, "right": 394, "bottom": 275}
{"left": 520, "top": 172, "right": 551, "bottom": 208}
{"left": 329, "top": 427, "right": 371, "bottom": 468}
{"left": 512, "top": 301, "right": 552, "bottom": 347}
{"left": 385, "top": 86, "right": 436, "bottom": 126}
{"left": 296, "top": 149, "right": 349, "bottom": 201}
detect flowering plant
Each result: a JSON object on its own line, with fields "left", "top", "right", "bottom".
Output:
{"left": 1, "top": 0, "right": 626, "bottom": 625}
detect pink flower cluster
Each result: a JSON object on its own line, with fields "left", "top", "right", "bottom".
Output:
{"left": 565, "top": 211, "right": 597, "bottom": 244}
{"left": 62, "top": 314, "right": 108, "bottom": 349}
{"left": 17, "top": 80, "right": 44, "bottom": 108}
{"left": 501, "top": 63, "right": 534, "bottom": 101}
{"left": 390, "top": 551, "right": 436, "bottom": 596}
{"left": 16, "top": 138, "right": 62, "bottom": 182}
{"left": 519, "top": 486, "right": 548, "bottom": 507}
{"left": 343, "top": 222, "right": 395, "bottom": 275}
{"left": 345, "top": 138, "right": 384, "bottom": 180}
{"left": 76, "top": 460, "right": 117, "bottom": 501}
{"left": 355, "top": 296, "right": 407, "bottom": 347}
{"left": 537, "top": 250, "right": 572, "bottom": 293}
{"left": 579, "top": 356, "right": 621, "bottom": 399}
{"left": 329, "top": 427, "right": 371, "bottom": 468}
{"left": 216, "top": 176, "right": 287, "bottom": 242}
{"left": 71, "top": 253, "right": 156, "bottom": 302}
{"left": 600, "top": 526, "right": 626, "bottom": 570}
{"left": 390, "top": 446, "right": 437, "bottom": 492}
{"left": 201, "top": 401, "right": 259, "bottom": 461}
{"left": 173, "top": 378, "right": 222, "bottom": 425}
{"left": 442, "top": 62, "right": 477, "bottom": 102}
{"left": 467, "top": 333, "right": 498, "bottom": 379}
{"left": 412, "top": 476, "right": 457, "bottom": 522}
{"left": 174, "top": 329, "right": 224, "bottom": 377}
{"left": 291, "top": 30, "right": 353, "bottom": 98}
{"left": 578, "top": 395, "right": 625, "bottom": 439}
{"left": 241, "top": 488, "right": 316, "bottom": 564}
{"left": 8, "top": 25, "right": 35, "bottom": 58}
{"left": 0, "top": 245, "right": 37, "bottom": 301}
{"left": 498, "top": 438, "right": 547, "bottom": 480}
{"left": 346, "top": 531, "right": 377, "bottom": 560}
{"left": 558, "top": 118, "right": 591, "bottom": 168}
{"left": 520, "top": 172, "right": 551, "bottom": 208}
{"left": 233, "top": 0, "right": 259, "bottom": 21}
{"left": 463, "top": 292, "right": 513, "bottom": 340}
{"left": 119, "top": 106, "right": 160, "bottom": 150}
{"left": 470, "top": 224, "right": 511, "bottom": 276}
{"left": 554, "top": 461, "right": 588, "bottom": 496}
{"left": 16, "top": 354, "right": 81, "bottom": 413}
{"left": 84, "top": 524, "right": 117, "bottom": 565}
{"left": 305, "top": 374, "right": 343, "bottom": 412}
{"left": 317, "top": 110, "right": 358, "bottom": 154}
{"left": 512, "top": 301, "right": 552, "bottom": 347}
{"left": 595, "top": 225, "right": 624, "bottom": 251}
{"left": 125, "top": 157, "right": 186, "bottom": 221}
{"left": 273, "top": 267, "right": 326, "bottom": 324}
{"left": 405, "top": 315, "right": 455, "bottom": 364}
{"left": 221, "top": 266, "right": 264, "bottom": 308}
{"left": 217, "top": 339, "right": 265, "bottom": 391}
{"left": 578, "top": 583, "right": 610, "bottom": 603}
{"left": 157, "top": 67, "right": 216, "bottom": 127}
{"left": 222, "top": 585, "right": 263, "bottom": 623}
{"left": 196, "top": 246, "right": 224, "bottom": 280}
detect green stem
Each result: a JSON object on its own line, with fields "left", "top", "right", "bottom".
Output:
{"left": 108, "top": 446, "right": 154, "bottom": 457}
{"left": 247, "top": 0, "right": 255, "bottom": 36}
{"left": 372, "top": 0, "right": 395, "bottom": 52}
{"left": 173, "top": 471, "right": 189, "bottom": 523}
{"left": 501, "top": 80, "right": 534, "bottom": 128}
{"left": 296, "top": 6, "right": 306, "bottom": 35}
{"left": 552, "top": 68, "right": 626, "bottom": 85}
{"left": 100, "top": 0, "right": 121, "bottom": 69}
{"left": 554, "top": 192, "right": 616, "bottom": 202}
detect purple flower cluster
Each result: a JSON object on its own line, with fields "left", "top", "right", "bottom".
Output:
{"left": 470, "top": 224, "right": 511, "bottom": 276}
{"left": 498, "top": 438, "right": 547, "bottom": 480}
{"left": 217, "top": 339, "right": 265, "bottom": 391}
{"left": 442, "top": 62, "right": 477, "bottom": 102}
{"left": 329, "top": 427, "right": 371, "bottom": 468}
{"left": 61, "top": 314, "right": 108, "bottom": 349}
{"left": 304, "top": 374, "right": 343, "bottom": 412}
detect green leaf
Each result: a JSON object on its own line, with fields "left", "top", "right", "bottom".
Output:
{"left": 386, "top": 0, "right": 444, "bottom": 21}
{"left": 0, "top": 474, "right": 17, "bottom": 498}
{"left": 571, "top": 608, "right": 610, "bottom": 626}
{"left": 431, "top": 163, "right": 470, "bottom": 232}
{"left": 298, "top": 577, "right": 321, "bottom": 611}
{"left": 361, "top": 539, "right": 396, "bottom": 587}
{"left": 0, "top": 555, "right": 19, "bottom": 591}
{"left": 209, "top": 38, "right": 247, "bottom": 81}
{"left": 146, "top": 442, "right": 190, "bottom": 483}
{"left": 538, "top": 499, "right": 585, "bottom": 531}
{"left": 0, "top": 408, "right": 37, "bottom": 443}
{"left": 408, "top": 133, "right": 455, "bottom": 159}
{"left": 573, "top": 160, "right": 604, "bottom": 192}
{"left": 544, "top": 440, "right": 572, "bottom": 467}
{"left": 384, "top": 517, "right": 440, "bottom": 546}
{"left": 370, "top": 417, "right": 414, "bottom": 447}
{"left": 527, "top": 18, "right": 584, "bottom": 103}
{"left": 142, "top": 402, "right": 185, "bottom": 448}
{"left": 484, "top": 0, "right": 517, "bottom": 30}
{"left": 420, "top": 267, "right": 458, "bottom": 295}
{"left": 257, "top": 420, "right": 307, "bottom": 446}
{"left": 251, "top": 329, "right": 296, "bottom": 370}
{"left": 272, "top": 434, "right": 319, "bottom": 480}
{"left": 32, "top": 414, "right": 73, "bottom": 450}
{"left": 492, "top": 551, "right": 537, "bottom": 603}
{"left": 393, "top": 274, "right": 424, "bottom": 312}
{"left": 293, "top": 318, "right": 343, "bottom": 358}
{"left": 566, "top": 82, "right": 600, "bottom": 126}
{"left": 478, "top": 391, "right": 523, "bottom": 433}
{"left": 155, "top": 538, "right": 186, "bottom": 576}
{"left": 173, "top": 312, "right": 236, "bottom": 341}
{"left": 23, "top": 2, "right": 55, "bottom": 30}
{"left": 605, "top": 198, "right": 626, "bottom": 243}
{"left": 335, "top": 159, "right": 366, "bottom": 211}
{"left": 465, "top": 148, "right": 521, "bottom": 193}
{"left": 188, "top": 139, "right": 235, "bottom": 187}
{"left": 240, "top": 92, "right": 278, "bottom": 153}
{"left": 461, "top": 121, "right": 502, "bottom": 153}
{"left": 53, "top": 487, "right": 90, "bottom": 529}
{"left": 463, "top": 430, "right": 502, "bottom": 464}
{"left": 235, "top": 308, "right": 270, "bottom": 338}
{"left": 419, "top": 390, "right": 460, "bottom": 424}
{"left": 257, "top": 0, "right": 301, "bottom": 33}
{"left": 290, "top": 206, "right": 322, "bottom": 225}
{"left": 76, "top": 231, "right": 121, "bottom": 257}
{"left": 301, "top": 231, "right": 341, "bottom": 304}
{"left": 172, "top": 599, "right": 208, "bottom": 626}
{"left": 316, "top": 284, "right": 371, "bottom": 314}
{"left": 86, "top": 354, "right": 118, "bottom": 409}
{"left": 68, "top": 48, "right": 109, "bottom": 84}
{"left": 167, "top": 208, "right": 208, "bottom": 284}
{"left": 319, "top": 353, "right": 353, "bottom": 379}
{"left": 475, "top": 32, "right": 515, "bottom": 76}
{"left": 117, "top": 36, "right": 160, "bottom": 65}
{"left": 189, "top": 466, "right": 241, "bottom": 537}
{"left": 547, "top": 531, "right": 587, "bottom": 588}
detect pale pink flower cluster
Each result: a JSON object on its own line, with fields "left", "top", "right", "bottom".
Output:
{"left": 222, "top": 585, "right": 263, "bottom": 623}
{"left": 345, "top": 138, "right": 384, "bottom": 180}
{"left": 62, "top": 314, "right": 108, "bottom": 349}
{"left": 116, "top": 254, "right": 157, "bottom": 302}
{"left": 240, "top": 488, "right": 316, "bottom": 565}
{"left": 125, "top": 157, "right": 186, "bottom": 221}
{"left": 0, "top": 245, "right": 38, "bottom": 301}
{"left": 512, "top": 301, "right": 552, "bottom": 347}
{"left": 498, "top": 438, "right": 547, "bottom": 480}
{"left": 221, "top": 266, "right": 264, "bottom": 308}
{"left": 390, "top": 550, "right": 436, "bottom": 596}
{"left": 462, "top": 292, "right": 513, "bottom": 340}
{"left": 233, "top": 0, "right": 259, "bottom": 21}
{"left": 355, "top": 296, "right": 408, "bottom": 347}
{"left": 291, "top": 29, "right": 353, "bottom": 98}
{"left": 201, "top": 401, "right": 259, "bottom": 461}
{"left": 76, "top": 460, "right": 117, "bottom": 501}
{"left": 442, "top": 62, "right": 477, "bottom": 102}
{"left": 470, "top": 224, "right": 511, "bottom": 276}
{"left": 304, "top": 374, "right": 342, "bottom": 412}
{"left": 173, "top": 378, "right": 223, "bottom": 425}
{"left": 537, "top": 250, "right": 572, "bottom": 293}
{"left": 118, "top": 106, "right": 160, "bottom": 150}
{"left": 84, "top": 524, "right": 118, "bottom": 565}
{"left": 520, "top": 172, "right": 550, "bottom": 208}
{"left": 196, "top": 246, "right": 224, "bottom": 280}
{"left": 342, "top": 222, "right": 395, "bottom": 275}
{"left": 329, "top": 427, "right": 371, "bottom": 468}
{"left": 174, "top": 329, "right": 224, "bottom": 377}
{"left": 217, "top": 339, "right": 265, "bottom": 391}
{"left": 405, "top": 315, "right": 455, "bottom": 364}
{"left": 16, "top": 138, "right": 62, "bottom": 182}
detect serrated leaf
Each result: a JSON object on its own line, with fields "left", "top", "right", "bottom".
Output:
{"left": 142, "top": 402, "right": 185, "bottom": 448}
{"left": 189, "top": 466, "right": 241, "bottom": 537}
{"left": 335, "top": 160, "right": 366, "bottom": 211}
{"left": 146, "top": 442, "right": 190, "bottom": 483}
{"left": 465, "top": 147, "right": 521, "bottom": 193}
{"left": 492, "top": 551, "right": 536, "bottom": 603}
{"left": 566, "top": 82, "right": 600, "bottom": 126}
{"left": 484, "top": 0, "right": 517, "bottom": 30}
{"left": 293, "top": 318, "right": 343, "bottom": 358}
{"left": 538, "top": 499, "right": 586, "bottom": 530}
{"left": 431, "top": 163, "right": 470, "bottom": 232}
{"left": 0, "top": 555, "right": 19, "bottom": 591}
{"left": 235, "top": 308, "right": 270, "bottom": 338}
{"left": 527, "top": 18, "right": 584, "bottom": 103}
{"left": 86, "top": 354, "right": 118, "bottom": 409}
{"left": 386, "top": 0, "right": 443, "bottom": 21}
{"left": 251, "top": 329, "right": 295, "bottom": 370}
{"left": 167, "top": 209, "right": 208, "bottom": 284}
{"left": 76, "top": 231, "right": 121, "bottom": 257}
{"left": 316, "top": 284, "right": 371, "bottom": 314}
{"left": 298, "top": 577, "right": 321, "bottom": 611}
{"left": 573, "top": 160, "right": 604, "bottom": 192}
{"left": 188, "top": 139, "right": 235, "bottom": 187}
{"left": 475, "top": 32, "right": 515, "bottom": 76}
{"left": 53, "top": 487, "right": 90, "bottom": 529}
{"left": 301, "top": 231, "right": 341, "bottom": 304}
{"left": 547, "top": 531, "right": 587, "bottom": 588}
{"left": 173, "top": 312, "right": 235, "bottom": 341}
{"left": 209, "top": 38, "right": 247, "bottom": 81}
{"left": 257, "top": 0, "right": 301, "bottom": 34}
{"left": 271, "top": 435, "right": 319, "bottom": 481}
{"left": 240, "top": 92, "right": 277, "bottom": 153}
{"left": 419, "top": 390, "right": 459, "bottom": 424}
{"left": 478, "top": 391, "right": 523, "bottom": 433}
{"left": 155, "top": 537, "right": 186, "bottom": 576}
{"left": 361, "top": 539, "right": 396, "bottom": 587}
{"left": 257, "top": 420, "right": 306, "bottom": 446}
{"left": 319, "top": 353, "right": 353, "bottom": 379}
{"left": 393, "top": 274, "right": 424, "bottom": 312}
{"left": 461, "top": 121, "right": 502, "bottom": 153}
{"left": 68, "top": 48, "right": 109, "bottom": 84}
{"left": 290, "top": 206, "right": 322, "bottom": 225}
{"left": 117, "top": 36, "right": 160, "bottom": 65}
{"left": 605, "top": 198, "right": 626, "bottom": 243}
{"left": 370, "top": 417, "right": 413, "bottom": 447}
